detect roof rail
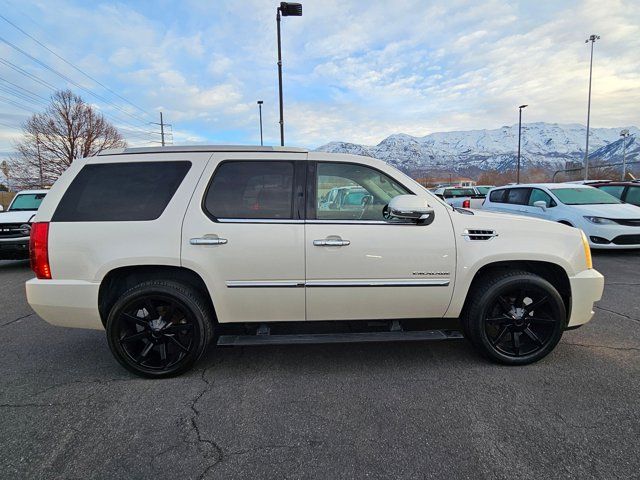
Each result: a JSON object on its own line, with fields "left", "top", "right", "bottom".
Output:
{"left": 98, "top": 145, "right": 308, "bottom": 156}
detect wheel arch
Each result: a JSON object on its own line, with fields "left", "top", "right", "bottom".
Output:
{"left": 98, "top": 265, "right": 216, "bottom": 327}
{"left": 459, "top": 260, "right": 571, "bottom": 321}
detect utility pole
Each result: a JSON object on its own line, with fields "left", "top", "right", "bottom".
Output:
{"left": 257, "top": 100, "right": 264, "bottom": 146}
{"left": 584, "top": 34, "right": 600, "bottom": 181}
{"left": 620, "top": 129, "right": 630, "bottom": 180}
{"left": 151, "top": 112, "right": 172, "bottom": 147}
{"left": 517, "top": 104, "right": 527, "bottom": 184}
{"left": 160, "top": 112, "right": 165, "bottom": 147}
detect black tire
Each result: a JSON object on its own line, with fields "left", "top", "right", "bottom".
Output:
{"left": 106, "top": 280, "right": 213, "bottom": 378}
{"left": 462, "top": 271, "right": 566, "bottom": 365}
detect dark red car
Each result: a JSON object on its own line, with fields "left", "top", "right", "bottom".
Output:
{"left": 590, "top": 181, "right": 640, "bottom": 207}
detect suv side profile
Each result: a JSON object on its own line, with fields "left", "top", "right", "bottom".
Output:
{"left": 27, "top": 147, "right": 603, "bottom": 378}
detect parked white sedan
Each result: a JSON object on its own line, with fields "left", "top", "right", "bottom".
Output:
{"left": 483, "top": 183, "right": 640, "bottom": 249}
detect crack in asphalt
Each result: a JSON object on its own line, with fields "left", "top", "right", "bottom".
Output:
{"left": 564, "top": 342, "right": 640, "bottom": 352}
{"left": 594, "top": 305, "right": 640, "bottom": 324}
{"left": 0, "top": 312, "right": 34, "bottom": 328}
{"left": 188, "top": 366, "right": 224, "bottom": 480}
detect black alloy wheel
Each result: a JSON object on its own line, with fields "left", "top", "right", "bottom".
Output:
{"left": 464, "top": 271, "right": 566, "bottom": 365}
{"left": 107, "top": 281, "right": 212, "bottom": 378}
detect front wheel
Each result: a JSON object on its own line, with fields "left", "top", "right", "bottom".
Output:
{"left": 463, "top": 271, "right": 566, "bottom": 365}
{"left": 106, "top": 280, "right": 213, "bottom": 378}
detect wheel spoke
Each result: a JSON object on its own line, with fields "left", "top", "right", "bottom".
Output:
{"left": 163, "top": 323, "right": 193, "bottom": 333}
{"left": 122, "top": 313, "right": 149, "bottom": 329}
{"left": 163, "top": 302, "right": 176, "bottom": 323}
{"left": 145, "top": 299, "right": 158, "bottom": 319}
{"left": 524, "top": 327, "right": 544, "bottom": 346}
{"left": 120, "top": 331, "right": 148, "bottom": 344}
{"left": 486, "top": 315, "right": 513, "bottom": 325}
{"left": 512, "top": 331, "right": 520, "bottom": 356}
{"left": 525, "top": 296, "right": 549, "bottom": 314}
{"left": 528, "top": 317, "right": 556, "bottom": 325}
{"left": 491, "top": 325, "right": 510, "bottom": 346}
{"left": 166, "top": 335, "right": 190, "bottom": 353}
{"left": 136, "top": 341, "right": 154, "bottom": 362}
{"left": 515, "top": 288, "right": 526, "bottom": 308}
{"left": 497, "top": 296, "right": 513, "bottom": 314}
{"left": 159, "top": 341, "right": 168, "bottom": 362}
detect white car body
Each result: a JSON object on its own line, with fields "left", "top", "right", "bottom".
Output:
{"left": 483, "top": 183, "right": 640, "bottom": 249}
{"left": 0, "top": 189, "right": 48, "bottom": 260}
{"left": 26, "top": 147, "right": 603, "bottom": 331}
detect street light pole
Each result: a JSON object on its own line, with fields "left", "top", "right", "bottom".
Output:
{"left": 517, "top": 104, "right": 527, "bottom": 184}
{"left": 276, "top": 2, "right": 302, "bottom": 147}
{"left": 584, "top": 34, "right": 600, "bottom": 181}
{"left": 620, "top": 129, "right": 630, "bottom": 181}
{"left": 257, "top": 101, "right": 264, "bottom": 146}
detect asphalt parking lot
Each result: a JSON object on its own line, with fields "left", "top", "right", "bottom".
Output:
{"left": 1, "top": 253, "right": 639, "bottom": 480}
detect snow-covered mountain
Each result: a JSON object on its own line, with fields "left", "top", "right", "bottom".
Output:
{"left": 316, "top": 123, "right": 639, "bottom": 174}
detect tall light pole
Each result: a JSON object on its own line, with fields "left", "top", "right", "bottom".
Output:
{"left": 584, "top": 34, "right": 600, "bottom": 181}
{"left": 257, "top": 100, "right": 264, "bottom": 146}
{"left": 517, "top": 104, "right": 527, "bottom": 184}
{"left": 620, "top": 129, "right": 630, "bottom": 180}
{"left": 276, "top": 2, "right": 302, "bottom": 146}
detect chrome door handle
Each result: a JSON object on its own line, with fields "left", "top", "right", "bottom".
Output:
{"left": 190, "top": 237, "right": 228, "bottom": 245}
{"left": 313, "top": 239, "right": 350, "bottom": 247}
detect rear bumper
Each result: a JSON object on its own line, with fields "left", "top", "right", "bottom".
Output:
{"left": 26, "top": 278, "right": 104, "bottom": 330}
{"left": 0, "top": 238, "right": 29, "bottom": 259}
{"left": 567, "top": 269, "right": 605, "bottom": 327}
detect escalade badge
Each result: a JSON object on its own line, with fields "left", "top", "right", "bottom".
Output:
{"left": 413, "top": 271, "right": 449, "bottom": 276}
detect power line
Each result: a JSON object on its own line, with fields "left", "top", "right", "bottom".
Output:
{"left": 0, "top": 94, "right": 37, "bottom": 112}
{"left": 0, "top": 57, "right": 157, "bottom": 140}
{"left": 0, "top": 76, "right": 48, "bottom": 101}
{"left": 0, "top": 13, "right": 152, "bottom": 120}
{"left": 0, "top": 35, "right": 152, "bottom": 126}
{"left": 0, "top": 84, "right": 46, "bottom": 106}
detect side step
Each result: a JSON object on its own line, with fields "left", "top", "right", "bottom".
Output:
{"left": 217, "top": 329, "right": 464, "bottom": 346}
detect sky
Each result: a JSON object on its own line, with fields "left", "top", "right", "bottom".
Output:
{"left": 0, "top": 0, "right": 639, "bottom": 158}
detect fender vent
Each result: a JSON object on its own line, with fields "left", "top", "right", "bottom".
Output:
{"left": 462, "top": 229, "right": 498, "bottom": 241}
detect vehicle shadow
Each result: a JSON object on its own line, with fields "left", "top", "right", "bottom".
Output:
{"left": 0, "top": 259, "right": 30, "bottom": 271}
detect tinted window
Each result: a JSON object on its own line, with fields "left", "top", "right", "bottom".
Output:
{"left": 9, "top": 193, "right": 46, "bottom": 211}
{"left": 553, "top": 188, "right": 620, "bottom": 205}
{"left": 53, "top": 161, "right": 191, "bottom": 222}
{"left": 316, "top": 162, "right": 410, "bottom": 221}
{"left": 598, "top": 185, "right": 625, "bottom": 199}
{"left": 528, "top": 188, "right": 555, "bottom": 208}
{"left": 506, "top": 188, "right": 530, "bottom": 205}
{"left": 625, "top": 186, "right": 640, "bottom": 206}
{"left": 205, "top": 161, "right": 294, "bottom": 219}
{"left": 443, "top": 188, "right": 475, "bottom": 198}
{"left": 489, "top": 189, "right": 506, "bottom": 203}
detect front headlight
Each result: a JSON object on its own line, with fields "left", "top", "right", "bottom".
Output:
{"left": 580, "top": 230, "right": 592, "bottom": 269}
{"left": 583, "top": 216, "right": 617, "bottom": 225}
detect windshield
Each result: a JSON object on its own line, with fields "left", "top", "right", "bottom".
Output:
{"left": 8, "top": 193, "right": 46, "bottom": 211}
{"left": 475, "top": 186, "right": 491, "bottom": 195}
{"left": 444, "top": 188, "right": 475, "bottom": 197}
{"left": 552, "top": 188, "right": 620, "bottom": 205}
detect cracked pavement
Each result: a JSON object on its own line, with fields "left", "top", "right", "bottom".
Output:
{"left": 1, "top": 252, "right": 639, "bottom": 479}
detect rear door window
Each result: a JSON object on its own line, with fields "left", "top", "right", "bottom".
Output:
{"left": 204, "top": 161, "right": 294, "bottom": 220}
{"left": 53, "top": 161, "right": 191, "bottom": 222}
{"left": 506, "top": 188, "right": 531, "bottom": 205}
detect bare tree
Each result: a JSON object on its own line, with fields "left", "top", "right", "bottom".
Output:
{"left": 9, "top": 90, "right": 126, "bottom": 188}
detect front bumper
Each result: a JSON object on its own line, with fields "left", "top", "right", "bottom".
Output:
{"left": 0, "top": 237, "right": 29, "bottom": 259}
{"left": 567, "top": 269, "right": 604, "bottom": 327}
{"left": 26, "top": 278, "right": 104, "bottom": 330}
{"left": 583, "top": 223, "right": 640, "bottom": 249}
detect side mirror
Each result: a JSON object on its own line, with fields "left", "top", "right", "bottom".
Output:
{"left": 387, "top": 195, "right": 434, "bottom": 225}
{"left": 533, "top": 200, "right": 547, "bottom": 211}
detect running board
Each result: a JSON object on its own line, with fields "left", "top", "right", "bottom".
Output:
{"left": 216, "top": 329, "right": 464, "bottom": 346}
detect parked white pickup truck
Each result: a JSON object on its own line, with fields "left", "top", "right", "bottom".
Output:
{"left": 26, "top": 146, "right": 603, "bottom": 378}
{"left": 0, "top": 189, "right": 47, "bottom": 260}
{"left": 433, "top": 186, "right": 485, "bottom": 209}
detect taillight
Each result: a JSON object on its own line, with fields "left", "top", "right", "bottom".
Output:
{"left": 462, "top": 199, "right": 471, "bottom": 209}
{"left": 30, "top": 222, "right": 51, "bottom": 279}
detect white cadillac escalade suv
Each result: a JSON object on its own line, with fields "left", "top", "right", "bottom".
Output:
{"left": 26, "top": 146, "right": 604, "bottom": 378}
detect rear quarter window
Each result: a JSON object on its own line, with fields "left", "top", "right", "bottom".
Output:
{"left": 489, "top": 189, "right": 506, "bottom": 203}
{"left": 52, "top": 161, "right": 191, "bottom": 222}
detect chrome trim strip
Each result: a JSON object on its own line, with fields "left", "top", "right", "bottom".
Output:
{"left": 305, "top": 279, "right": 450, "bottom": 287}
{"left": 218, "top": 218, "right": 305, "bottom": 224}
{"left": 226, "top": 280, "right": 305, "bottom": 288}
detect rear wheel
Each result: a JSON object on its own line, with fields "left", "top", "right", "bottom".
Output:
{"left": 106, "top": 280, "right": 213, "bottom": 378}
{"left": 463, "top": 271, "right": 566, "bottom": 365}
